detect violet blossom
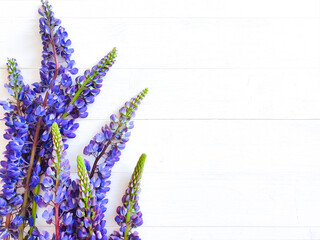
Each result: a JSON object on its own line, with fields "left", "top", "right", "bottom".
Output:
{"left": 85, "top": 88, "right": 148, "bottom": 225}
{"left": 109, "top": 154, "right": 146, "bottom": 240}
{"left": 0, "top": 59, "right": 36, "bottom": 239}
{"left": 34, "top": 122, "right": 71, "bottom": 240}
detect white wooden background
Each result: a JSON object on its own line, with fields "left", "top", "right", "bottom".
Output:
{"left": 0, "top": 0, "right": 320, "bottom": 239}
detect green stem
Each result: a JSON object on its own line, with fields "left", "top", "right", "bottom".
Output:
{"left": 124, "top": 204, "right": 133, "bottom": 240}
{"left": 89, "top": 96, "right": 142, "bottom": 178}
{"left": 62, "top": 75, "right": 95, "bottom": 119}
{"left": 29, "top": 180, "right": 40, "bottom": 235}
{"left": 29, "top": 157, "right": 41, "bottom": 235}
{"left": 18, "top": 118, "right": 42, "bottom": 240}
{"left": 54, "top": 162, "right": 60, "bottom": 240}
{"left": 61, "top": 60, "right": 108, "bottom": 120}
{"left": 89, "top": 119, "right": 124, "bottom": 178}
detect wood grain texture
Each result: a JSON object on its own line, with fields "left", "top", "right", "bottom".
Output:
{"left": 2, "top": 69, "right": 320, "bottom": 119}
{"left": 0, "top": 0, "right": 318, "bottom": 18}
{"left": 34, "top": 226, "right": 320, "bottom": 240}
{"left": 31, "top": 171, "right": 320, "bottom": 226}
{"left": 0, "top": 0, "right": 319, "bottom": 239}
{"left": 0, "top": 18, "right": 319, "bottom": 70}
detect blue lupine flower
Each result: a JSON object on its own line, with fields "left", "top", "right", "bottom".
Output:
{"left": 37, "top": 0, "right": 76, "bottom": 93}
{"left": 109, "top": 154, "right": 146, "bottom": 240}
{"left": 5, "top": 59, "right": 24, "bottom": 98}
{"left": 0, "top": 59, "right": 33, "bottom": 237}
{"left": 77, "top": 89, "right": 147, "bottom": 239}
{"left": 75, "top": 155, "right": 97, "bottom": 239}
{"left": 84, "top": 89, "right": 148, "bottom": 218}
{"left": 28, "top": 228, "right": 50, "bottom": 240}
{"left": 84, "top": 88, "right": 148, "bottom": 168}
{"left": 35, "top": 122, "right": 71, "bottom": 239}
{"left": 83, "top": 89, "right": 148, "bottom": 208}
{"left": 62, "top": 47, "right": 117, "bottom": 119}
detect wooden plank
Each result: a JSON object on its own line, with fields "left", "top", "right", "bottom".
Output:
{"left": 135, "top": 227, "right": 320, "bottom": 240}
{"left": 2, "top": 69, "right": 320, "bottom": 119}
{"left": 2, "top": 120, "right": 320, "bottom": 174}
{"left": 0, "top": 18, "right": 318, "bottom": 69}
{"left": 34, "top": 226, "right": 320, "bottom": 240}
{"left": 0, "top": 0, "right": 318, "bottom": 18}
{"left": 65, "top": 120, "right": 320, "bottom": 174}
{"left": 32, "top": 171, "right": 320, "bottom": 227}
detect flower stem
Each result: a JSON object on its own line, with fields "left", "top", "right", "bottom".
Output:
{"left": 89, "top": 94, "right": 144, "bottom": 178}
{"left": 18, "top": 118, "right": 42, "bottom": 239}
{"left": 29, "top": 157, "right": 41, "bottom": 235}
{"left": 54, "top": 146, "right": 61, "bottom": 240}
{"left": 61, "top": 75, "right": 96, "bottom": 119}
{"left": 4, "top": 213, "right": 11, "bottom": 240}
{"left": 89, "top": 120, "right": 124, "bottom": 178}
{"left": 89, "top": 141, "right": 111, "bottom": 178}
{"left": 54, "top": 204, "right": 59, "bottom": 240}
{"left": 124, "top": 205, "right": 133, "bottom": 240}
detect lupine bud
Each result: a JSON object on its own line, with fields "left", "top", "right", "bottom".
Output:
{"left": 76, "top": 155, "right": 96, "bottom": 239}
{"left": 36, "top": 122, "right": 71, "bottom": 238}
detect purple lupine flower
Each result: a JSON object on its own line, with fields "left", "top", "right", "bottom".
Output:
{"left": 109, "top": 154, "right": 146, "bottom": 240}
{"left": 58, "top": 179, "right": 79, "bottom": 239}
{"left": 84, "top": 88, "right": 148, "bottom": 173}
{"left": 28, "top": 229, "right": 51, "bottom": 240}
{"left": 62, "top": 47, "right": 117, "bottom": 119}
{"left": 0, "top": 59, "right": 36, "bottom": 238}
{"left": 34, "top": 122, "right": 71, "bottom": 240}
{"left": 78, "top": 89, "right": 147, "bottom": 238}
{"left": 37, "top": 0, "right": 76, "bottom": 93}
{"left": 84, "top": 88, "right": 148, "bottom": 212}
{"left": 5, "top": 59, "right": 24, "bottom": 98}
{"left": 74, "top": 155, "right": 106, "bottom": 239}
{"left": 4, "top": 58, "right": 36, "bottom": 115}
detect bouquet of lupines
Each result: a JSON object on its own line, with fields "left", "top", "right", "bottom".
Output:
{"left": 0, "top": 1, "right": 148, "bottom": 239}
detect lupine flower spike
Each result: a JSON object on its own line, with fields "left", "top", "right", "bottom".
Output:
{"left": 75, "top": 155, "right": 111, "bottom": 239}
{"left": 0, "top": 58, "right": 34, "bottom": 239}
{"left": 76, "top": 155, "right": 97, "bottom": 239}
{"left": 110, "top": 154, "right": 147, "bottom": 240}
{"left": 85, "top": 88, "right": 149, "bottom": 178}
{"left": 34, "top": 122, "right": 71, "bottom": 239}
{"left": 84, "top": 89, "right": 148, "bottom": 227}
